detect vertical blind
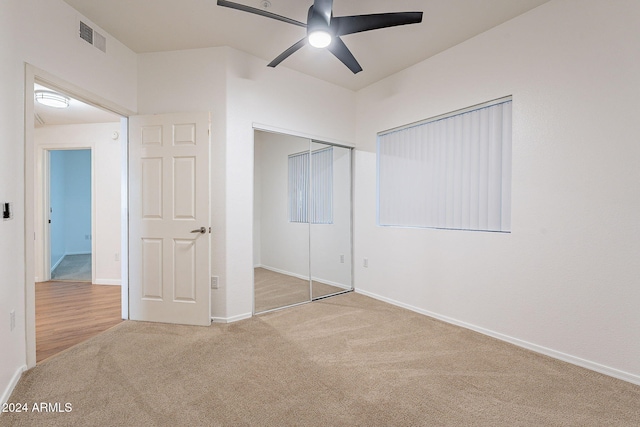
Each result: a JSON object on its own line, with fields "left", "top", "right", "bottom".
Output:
{"left": 289, "top": 147, "right": 333, "bottom": 224}
{"left": 288, "top": 151, "right": 309, "bottom": 223}
{"left": 310, "top": 147, "right": 333, "bottom": 224}
{"left": 377, "top": 99, "right": 512, "bottom": 232}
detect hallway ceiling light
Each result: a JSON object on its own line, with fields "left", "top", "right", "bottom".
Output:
{"left": 35, "top": 90, "right": 70, "bottom": 109}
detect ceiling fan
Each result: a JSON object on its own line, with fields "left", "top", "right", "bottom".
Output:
{"left": 217, "top": 0, "right": 423, "bottom": 74}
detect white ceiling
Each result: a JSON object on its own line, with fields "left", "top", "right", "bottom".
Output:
{"left": 34, "top": 83, "right": 121, "bottom": 127}
{"left": 63, "top": 0, "right": 551, "bottom": 91}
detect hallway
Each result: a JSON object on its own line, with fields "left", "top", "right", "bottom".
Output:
{"left": 36, "top": 281, "right": 121, "bottom": 362}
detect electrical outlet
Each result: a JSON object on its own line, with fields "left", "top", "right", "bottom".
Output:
{"left": 340, "top": 254, "right": 345, "bottom": 264}
{"left": 211, "top": 276, "right": 219, "bottom": 289}
{"left": 115, "top": 252, "right": 120, "bottom": 262}
{"left": 10, "top": 310, "right": 15, "bottom": 331}
{"left": 363, "top": 258, "right": 369, "bottom": 268}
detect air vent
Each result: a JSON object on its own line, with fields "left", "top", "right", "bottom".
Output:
{"left": 79, "top": 20, "right": 107, "bottom": 53}
{"left": 79, "top": 21, "right": 93, "bottom": 44}
{"left": 93, "top": 31, "right": 107, "bottom": 52}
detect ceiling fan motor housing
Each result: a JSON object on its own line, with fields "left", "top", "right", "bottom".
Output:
{"left": 307, "top": 3, "right": 332, "bottom": 35}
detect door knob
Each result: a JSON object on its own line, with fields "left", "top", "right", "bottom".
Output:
{"left": 191, "top": 227, "right": 206, "bottom": 234}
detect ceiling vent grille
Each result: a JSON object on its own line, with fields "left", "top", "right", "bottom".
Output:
{"left": 79, "top": 21, "right": 107, "bottom": 53}
{"left": 93, "top": 32, "right": 107, "bottom": 52}
{"left": 79, "top": 21, "right": 93, "bottom": 44}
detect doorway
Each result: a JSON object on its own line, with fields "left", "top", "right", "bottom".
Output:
{"left": 33, "top": 84, "right": 124, "bottom": 362}
{"left": 26, "top": 66, "right": 132, "bottom": 367}
{"left": 48, "top": 149, "right": 92, "bottom": 282}
{"left": 253, "top": 130, "right": 353, "bottom": 314}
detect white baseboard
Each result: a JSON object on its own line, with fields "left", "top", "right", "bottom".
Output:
{"left": 314, "top": 278, "right": 352, "bottom": 291}
{"left": 65, "top": 251, "right": 91, "bottom": 256}
{"left": 355, "top": 288, "right": 640, "bottom": 386}
{"left": 211, "top": 312, "right": 252, "bottom": 324}
{"left": 257, "top": 265, "right": 307, "bottom": 280}
{"left": 259, "top": 265, "right": 352, "bottom": 291}
{"left": 50, "top": 256, "right": 64, "bottom": 273}
{"left": 93, "top": 279, "right": 121, "bottom": 286}
{"left": 1, "top": 365, "right": 26, "bottom": 406}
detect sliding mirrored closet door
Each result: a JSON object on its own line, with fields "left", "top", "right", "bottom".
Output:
{"left": 253, "top": 132, "right": 311, "bottom": 313}
{"left": 310, "top": 142, "right": 352, "bottom": 300}
{"left": 253, "top": 131, "right": 352, "bottom": 314}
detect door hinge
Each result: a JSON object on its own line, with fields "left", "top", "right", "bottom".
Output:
{"left": 209, "top": 227, "right": 211, "bottom": 234}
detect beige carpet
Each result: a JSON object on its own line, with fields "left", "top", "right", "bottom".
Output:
{"left": 254, "top": 267, "right": 347, "bottom": 313}
{"left": 4, "top": 293, "right": 640, "bottom": 426}
{"left": 50, "top": 254, "right": 91, "bottom": 282}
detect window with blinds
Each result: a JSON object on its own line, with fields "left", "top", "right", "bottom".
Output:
{"left": 377, "top": 98, "right": 512, "bottom": 232}
{"left": 289, "top": 147, "right": 333, "bottom": 224}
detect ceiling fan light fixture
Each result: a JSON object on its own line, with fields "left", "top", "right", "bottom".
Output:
{"left": 34, "top": 90, "right": 70, "bottom": 109}
{"left": 217, "top": 0, "right": 423, "bottom": 73}
{"left": 308, "top": 30, "right": 332, "bottom": 48}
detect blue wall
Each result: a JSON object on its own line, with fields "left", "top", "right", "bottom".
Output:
{"left": 49, "top": 149, "right": 92, "bottom": 270}
{"left": 49, "top": 151, "right": 66, "bottom": 268}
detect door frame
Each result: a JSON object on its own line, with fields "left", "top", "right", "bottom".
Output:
{"left": 24, "top": 64, "right": 135, "bottom": 368}
{"left": 39, "top": 146, "right": 94, "bottom": 283}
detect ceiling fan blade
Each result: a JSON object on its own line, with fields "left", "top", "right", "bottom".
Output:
{"left": 267, "top": 38, "right": 308, "bottom": 68}
{"left": 332, "top": 12, "right": 423, "bottom": 36}
{"left": 217, "top": 0, "right": 306, "bottom": 28}
{"left": 327, "top": 36, "right": 362, "bottom": 74}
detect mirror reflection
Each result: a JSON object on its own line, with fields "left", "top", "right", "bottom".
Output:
{"left": 253, "top": 131, "right": 352, "bottom": 314}
{"left": 310, "top": 142, "right": 352, "bottom": 299}
{"left": 254, "top": 132, "right": 311, "bottom": 313}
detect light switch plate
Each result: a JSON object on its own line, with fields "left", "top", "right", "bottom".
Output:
{"left": 3, "top": 202, "right": 12, "bottom": 221}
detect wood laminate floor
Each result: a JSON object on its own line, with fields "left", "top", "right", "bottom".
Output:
{"left": 36, "top": 281, "right": 122, "bottom": 363}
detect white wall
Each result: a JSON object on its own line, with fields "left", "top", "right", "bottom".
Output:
{"left": 138, "top": 47, "right": 356, "bottom": 321}
{"left": 35, "top": 123, "right": 123, "bottom": 285}
{"left": 354, "top": 0, "right": 640, "bottom": 383}
{"left": 0, "top": 0, "right": 136, "bottom": 404}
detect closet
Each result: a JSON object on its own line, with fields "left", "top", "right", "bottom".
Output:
{"left": 253, "top": 130, "right": 353, "bottom": 313}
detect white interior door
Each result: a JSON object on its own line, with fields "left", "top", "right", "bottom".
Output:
{"left": 129, "top": 113, "right": 211, "bottom": 326}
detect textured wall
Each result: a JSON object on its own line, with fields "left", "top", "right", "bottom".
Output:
{"left": 354, "top": 0, "right": 640, "bottom": 383}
